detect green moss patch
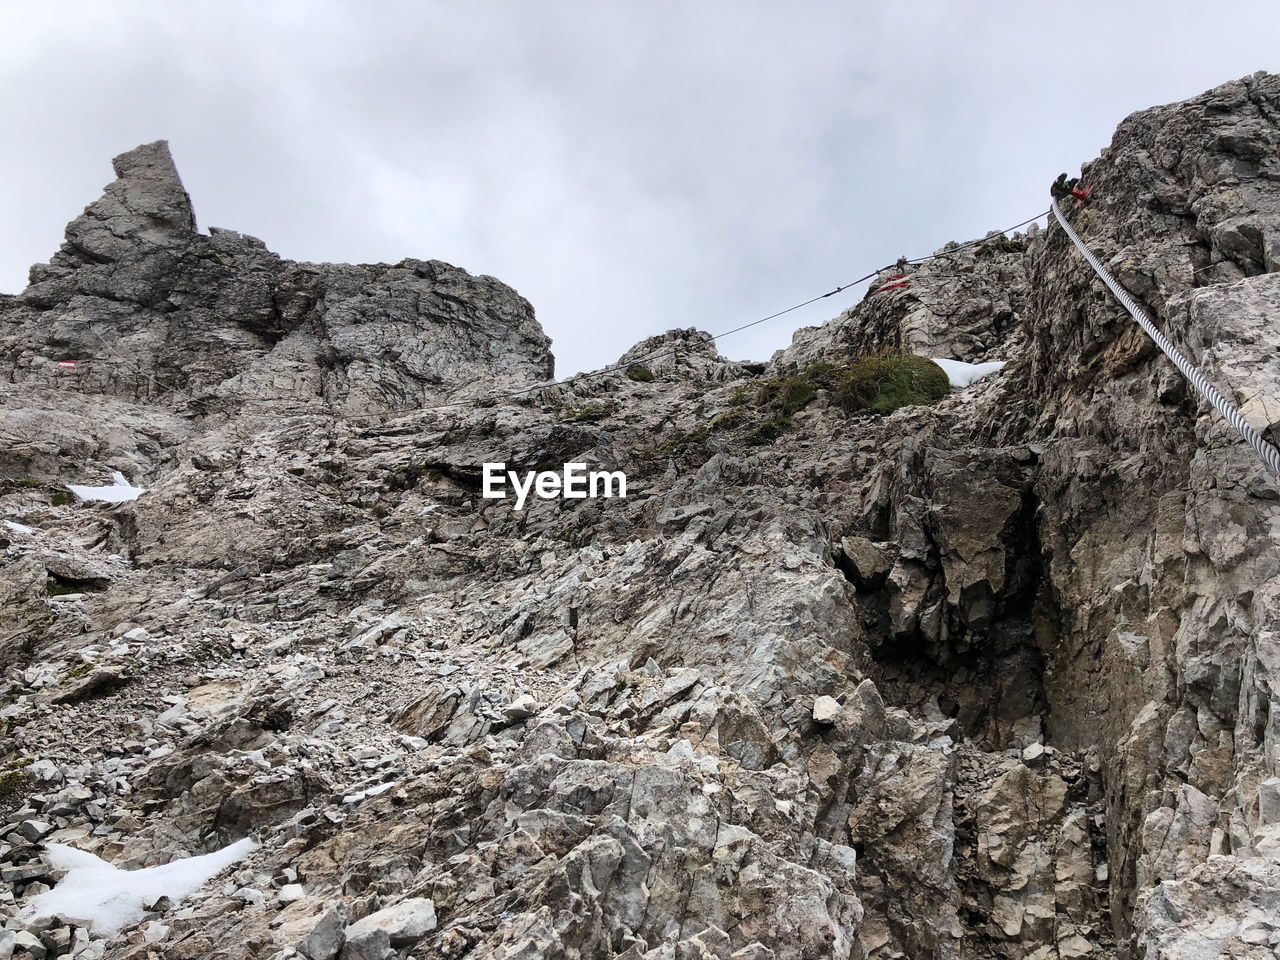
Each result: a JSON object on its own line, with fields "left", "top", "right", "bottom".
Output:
{"left": 652, "top": 427, "right": 710, "bottom": 458}
{"left": 60, "top": 662, "right": 93, "bottom": 682}
{"left": 0, "top": 768, "right": 31, "bottom": 805}
{"left": 757, "top": 353, "right": 949, "bottom": 419}
{"left": 975, "top": 235, "right": 1026, "bottom": 259}
{"left": 828, "top": 353, "right": 951, "bottom": 414}
{"left": 625, "top": 364, "right": 655, "bottom": 383}
{"left": 746, "top": 416, "right": 794, "bottom": 446}
{"left": 727, "top": 352, "right": 949, "bottom": 445}
{"left": 565, "top": 402, "right": 617, "bottom": 424}
{"left": 710, "top": 410, "right": 748, "bottom": 432}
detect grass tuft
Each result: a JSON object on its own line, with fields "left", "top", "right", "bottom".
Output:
{"left": 565, "top": 402, "right": 617, "bottom": 424}
{"left": 625, "top": 364, "right": 656, "bottom": 383}
{"left": 757, "top": 352, "right": 949, "bottom": 419}
{"left": 0, "top": 768, "right": 31, "bottom": 803}
{"left": 60, "top": 662, "right": 93, "bottom": 682}
{"left": 827, "top": 353, "right": 951, "bottom": 414}
{"left": 746, "top": 417, "right": 793, "bottom": 446}
{"left": 736, "top": 352, "right": 949, "bottom": 444}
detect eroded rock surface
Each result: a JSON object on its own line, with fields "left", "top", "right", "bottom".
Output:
{"left": 3, "top": 73, "right": 1280, "bottom": 960}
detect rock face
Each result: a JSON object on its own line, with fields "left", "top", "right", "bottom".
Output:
{"left": 2, "top": 141, "right": 552, "bottom": 418}
{"left": 2, "top": 73, "right": 1280, "bottom": 960}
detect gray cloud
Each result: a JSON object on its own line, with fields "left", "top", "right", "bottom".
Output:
{"left": 2, "top": 1, "right": 1277, "bottom": 376}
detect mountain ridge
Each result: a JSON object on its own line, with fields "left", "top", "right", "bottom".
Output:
{"left": 2, "top": 71, "right": 1280, "bottom": 960}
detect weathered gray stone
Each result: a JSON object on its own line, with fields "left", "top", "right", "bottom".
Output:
{"left": 503, "top": 694, "right": 538, "bottom": 720}
{"left": 5, "top": 72, "right": 1280, "bottom": 960}
{"left": 343, "top": 898, "right": 436, "bottom": 947}
{"left": 9, "top": 932, "right": 44, "bottom": 960}
{"left": 13, "top": 821, "right": 52, "bottom": 843}
{"left": 338, "top": 928, "right": 391, "bottom": 960}
{"left": 298, "top": 906, "right": 347, "bottom": 960}
{"left": 811, "top": 695, "right": 840, "bottom": 725}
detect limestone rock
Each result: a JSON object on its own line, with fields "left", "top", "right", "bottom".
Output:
{"left": 4, "top": 72, "right": 1280, "bottom": 960}
{"left": 812, "top": 695, "right": 841, "bottom": 725}
{"left": 343, "top": 898, "right": 435, "bottom": 947}
{"left": 298, "top": 906, "right": 348, "bottom": 960}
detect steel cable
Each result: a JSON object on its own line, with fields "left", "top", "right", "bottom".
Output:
{"left": 1050, "top": 198, "right": 1280, "bottom": 479}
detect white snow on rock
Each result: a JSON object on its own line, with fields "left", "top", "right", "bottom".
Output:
{"left": 67, "top": 471, "right": 146, "bottom": 503}
{"left": 931, "top": 358, "right": 1006, "bottom": 387}
{"left": 24, "top": 838, "right": 257, "bottom": 936}
{"left": 4, "top": 519, "right": 34, "bottom": 535}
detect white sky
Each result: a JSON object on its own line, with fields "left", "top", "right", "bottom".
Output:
{"left": 2, "top": 1, "right": 1277, "bottom": 376}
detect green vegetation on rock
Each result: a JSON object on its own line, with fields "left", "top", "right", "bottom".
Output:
{"left": 60, "top": 662, "right": 93, "bottom": 682}
{"left": 746, "top": 416, "right": 794, "bottom": 446}
{"left": 710, "top": 410, "right": 747, "bottom": 432}
{"left": 0, "top": 768, "right": 31, "bottom": 804}
{"left": 638, "top": 353, "right": 950, "bottom": 458}
{"left": 565, "top": 402, "right": 617, "bottom": 424}
{"left": 625, "top": 364, "right": 655, "bottom": 383}
{"left": 651, "top": 427, "right": 709, "bottom": 457}
{"left": 757, "top": 353, "right": 950, "bottom": 419}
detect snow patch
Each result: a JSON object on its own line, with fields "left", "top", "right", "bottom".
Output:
{"left": 4, "top": 520, "right": 34, "bottom": 535}
{"left": 24, "top": 838, "right": 257, "bottom": 936}
{"left": 931, "top": 358, "right": 1006, "bottom": 387}
{"left": 67, "top": 472, "right": 146, "bottom": 504}
{"left": 343, "top": 781, "right": 395, "bottom": 805}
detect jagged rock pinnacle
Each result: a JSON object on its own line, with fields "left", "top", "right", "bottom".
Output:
{"left": 2, "top": 75, "right": 1280, "bottom": 960}
{"left": 63, "top": 140, "right": 197, "bottom": 262}
{"left": 7, "top": 140, "right": 553, "bottom": 415}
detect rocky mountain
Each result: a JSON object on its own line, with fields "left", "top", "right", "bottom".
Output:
{"left": 2, "top": 71, "right": 1279, "bottom": 960}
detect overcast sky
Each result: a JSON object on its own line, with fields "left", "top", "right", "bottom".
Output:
{"left": 2, "top": 2, "right": 1277, "bottom": 376}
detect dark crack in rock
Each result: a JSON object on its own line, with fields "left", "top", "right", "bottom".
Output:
{"left": 3, "top": 72, "right": 1280, "bottom": 960}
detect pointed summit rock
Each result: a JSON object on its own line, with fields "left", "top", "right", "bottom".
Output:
{"left": 8, "top": 139, "right": 553, "bottom": 416}
{"left": 62, "top": 140, "right": 197, "bottom": 263}
{"left": 3, "top": 74, "right": 1280, "bottom": 960}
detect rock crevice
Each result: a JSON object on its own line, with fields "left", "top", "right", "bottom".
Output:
{"left": 3, "top": 73, "right": 1280, "bottom": 960}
